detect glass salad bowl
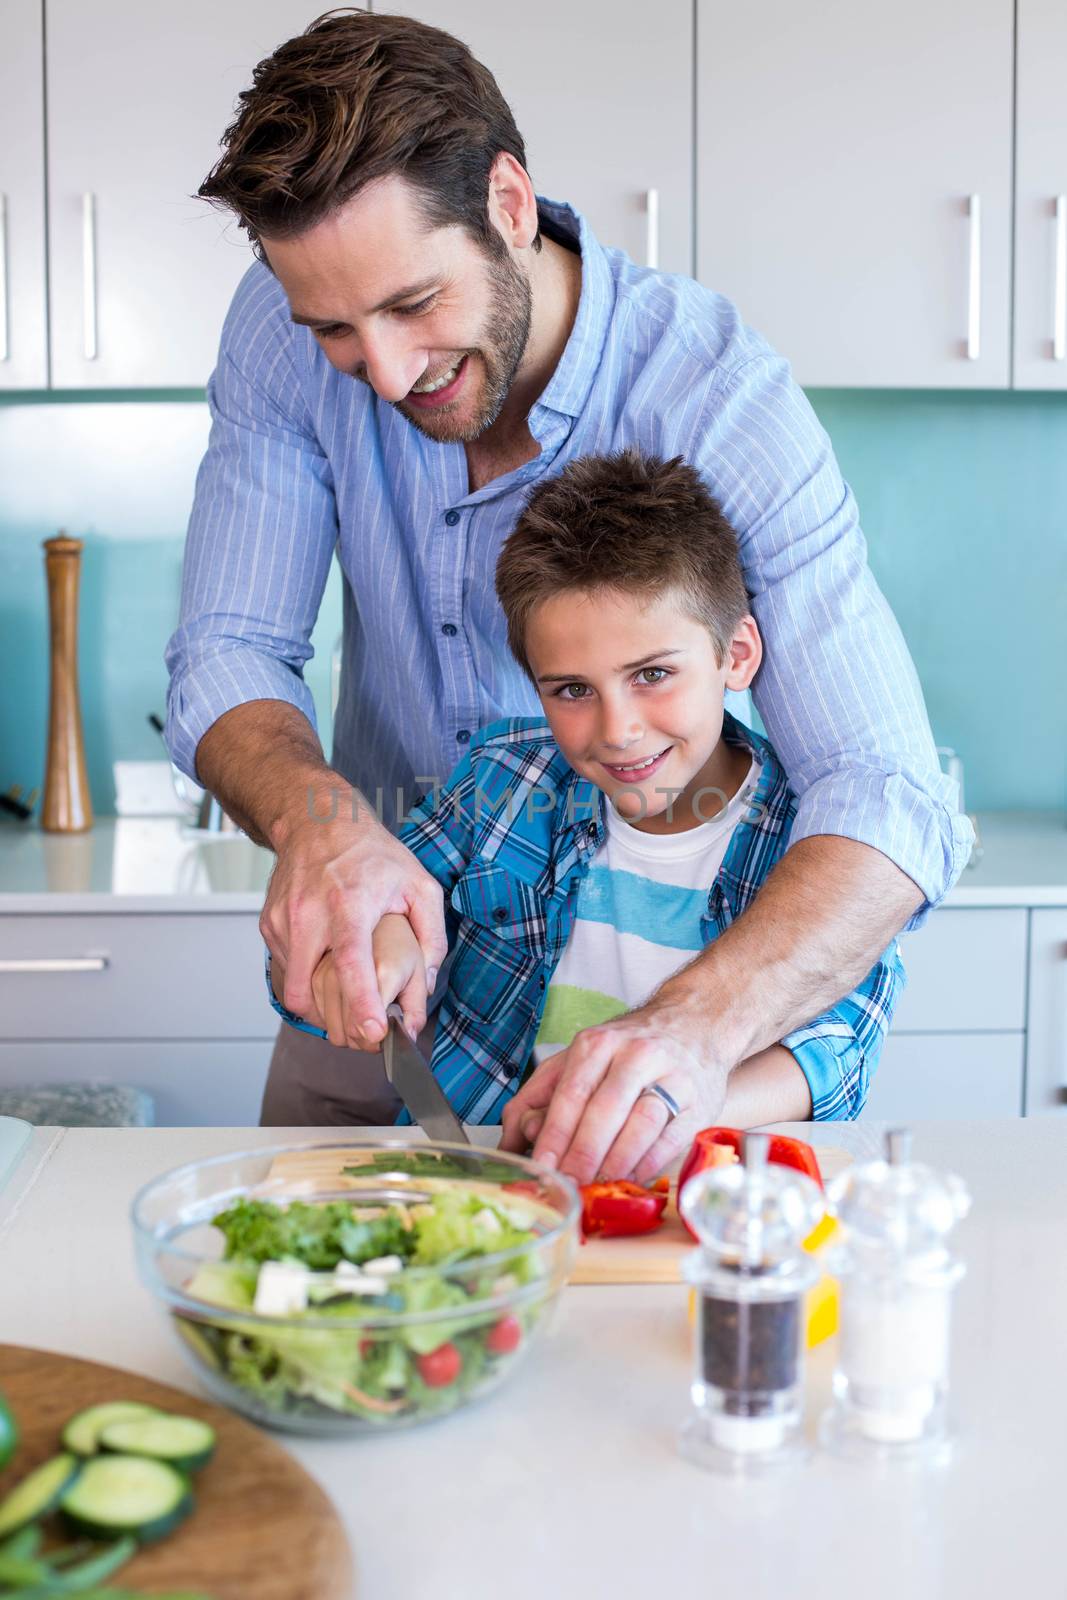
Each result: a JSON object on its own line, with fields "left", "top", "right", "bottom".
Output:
{"left": 132, "top": 1139, "right": 580, "bottom": 1436}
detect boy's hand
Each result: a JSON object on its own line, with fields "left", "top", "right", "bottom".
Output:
{"left": 271, "top": 915, "right": 428, "bottom": 1051}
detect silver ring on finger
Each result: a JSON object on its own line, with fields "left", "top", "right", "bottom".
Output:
{"left": 638, "top": 1081, "right": 681, "bottom": 1122}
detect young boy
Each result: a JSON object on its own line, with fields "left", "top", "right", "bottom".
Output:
{"left": 269, "top": 451, "right": 904, "bottom": 1127}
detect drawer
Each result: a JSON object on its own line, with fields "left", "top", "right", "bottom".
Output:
{"left": 864, "top": 1032, "right": 1024, "bottom": 1121}
{"left": 0, "top": 915, "right": 276, "bottom": 1040}
{"left": 0, "top": 1039, "right": 273, "bottom": 1126}
{"left": 894, "top": 909, "right": 1027, "bottom": 1032}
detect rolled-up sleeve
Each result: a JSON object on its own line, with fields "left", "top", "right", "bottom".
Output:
{"left": 697, "top": 353, "right": 973, "bottom": 927}
{"left": 164, "top": 263, "right": 339, "bottom": 782}
{"left": 783, "top": 940, "right": 906, "bottom": 1120}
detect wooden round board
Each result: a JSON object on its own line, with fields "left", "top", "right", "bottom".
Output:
{"left": 0, "top": 1344, "right": 354, "bottom": 1600}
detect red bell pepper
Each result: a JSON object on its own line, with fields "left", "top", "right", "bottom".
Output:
{"left": 677, "top": 1126, "right": 823, "bottom": 1241}
{"left": 580, "top": 1179, "right": 669, "bottom": 1239}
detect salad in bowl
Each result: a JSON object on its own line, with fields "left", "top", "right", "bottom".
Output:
{"left": 132, "top": 1141, "right": 580, "bottom": 1436}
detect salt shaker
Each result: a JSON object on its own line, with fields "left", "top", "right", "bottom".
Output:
{"left": 821, "top": 1128, "right": 970, "bottom": 1460}
{"left": 679, "top": 1132, "right": 825, "bottom": 1473}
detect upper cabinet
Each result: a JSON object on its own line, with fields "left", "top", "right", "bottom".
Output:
{"left": 4, "top": 2, "right": 1064, "bottom": 391}
{"left": 0, "top": 0, "right": 48, "bottom": 390}
{"left": 696, "top": 0, "right": 1015, "bottom": 388}
{"left": 1014, "top": 0, "right": 1067, "bottom": 389}
{"left": 387, "top": 0, "right": 694, "bottom": 277}
{"left": 45, "top": 1, "right": 314, "bottom": 389}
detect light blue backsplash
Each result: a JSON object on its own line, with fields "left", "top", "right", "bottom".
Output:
{"left": 1, "top": 389, "right": 1065, "bottom": 815}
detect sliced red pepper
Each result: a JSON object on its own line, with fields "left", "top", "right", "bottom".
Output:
{"left": 580, "top": 1179, "right": 669, "bottom": 1239}
{"left": 677, "top": 1126, "right": 823, "bottom": 1241}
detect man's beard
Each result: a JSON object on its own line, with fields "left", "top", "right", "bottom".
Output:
{"left": 393, "top": 245, "right": 532, "bottom": 445}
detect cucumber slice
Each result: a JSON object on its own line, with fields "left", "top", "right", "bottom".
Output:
{"left": 60, "top": 1455, "right": 193, "bottom": 1543}
{"left": 0, "top": 1452, "right": 80, "bottom": 1538}
{"left": 99, "top": 1414, "right": 216, "bottom": 1475}
{"left": 62, "top": 1401, "right": 160, "bottom": 1457}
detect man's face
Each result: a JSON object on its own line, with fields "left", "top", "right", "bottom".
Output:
{"left": 261, "top": 176, "right": 531, "bottom": 443}
{"left": 525, "top": 587, "right": 749, "bottom": 832}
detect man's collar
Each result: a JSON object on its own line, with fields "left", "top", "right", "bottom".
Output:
{"left": 529, "top": 199, "right": 615, "bottom": 427}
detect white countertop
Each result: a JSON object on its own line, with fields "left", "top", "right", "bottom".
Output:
{"left": 0, "top": 817, "right": 273, "bottom": 911}
{"left": 1, "top": 809, "right": 1066, "bottom": 912}
{"left": 0, "top": 1119, "right": 1063, "bottom": 1600}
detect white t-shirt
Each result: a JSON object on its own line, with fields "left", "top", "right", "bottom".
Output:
{"left": 533, "top": 758, "right": 761, "bottom": 1065}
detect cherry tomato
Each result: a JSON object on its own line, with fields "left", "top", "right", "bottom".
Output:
{"left": 416, "top": 1342, "right": 462, "bottom": 1388}
{"left": 359, "top": 1338, "right": 375, "bottom": 1358}
{"left": 486, "top": 1315, "right": 522, "bottom": 1355}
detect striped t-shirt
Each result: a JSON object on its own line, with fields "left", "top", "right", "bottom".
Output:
{"left": 533, "top": 758, "right": 761, "bottom": 1064}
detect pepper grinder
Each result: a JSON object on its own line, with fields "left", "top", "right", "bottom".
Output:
{"left": 821, "top": 1128, "right": 970, "bottom": 1461}
{"left": 41, "top": 533, "right": 93, "bottom": 833}
{"left": 679, "top": 1132, "right": 825, "bottom": 1473}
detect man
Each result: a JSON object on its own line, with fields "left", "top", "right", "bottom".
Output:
{"left": 166, "top": 11, "right": 971, "bottom": 1183}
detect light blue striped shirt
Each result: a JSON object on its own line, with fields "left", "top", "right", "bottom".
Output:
{"left": 165, "top": 199, "right": 973, "bottom": 921}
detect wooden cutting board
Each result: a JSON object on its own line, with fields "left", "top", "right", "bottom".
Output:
{"left": 265, "top": 1143, "right": 852, "bottom": 1286}
{"left": 0, "top": 1345, "right": 354, "bottom": 1600}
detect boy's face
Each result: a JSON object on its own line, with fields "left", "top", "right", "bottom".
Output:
{"left": 525, "top": 587, "right": 762, "bottom": 834}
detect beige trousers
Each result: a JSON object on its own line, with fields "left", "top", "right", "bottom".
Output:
{"left": 259, "top": 1017, "right": 436, "bottom": 1127}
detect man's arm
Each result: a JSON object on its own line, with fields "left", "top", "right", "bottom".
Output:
{"left": 165, "top": 266, "right": 448, "bottom": 1045}
{"left": 503, "top": 836, "right": 915, "bottom": 1183}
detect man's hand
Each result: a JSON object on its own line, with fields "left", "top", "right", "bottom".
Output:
{"left": 263, "top": 815, "right": 444, "bottom": 1052}
{"left": 501, "top": 836, "right": 921, "bottom": 1181}
{"left": 272, "top": 914, "right": 429, "bottom": 1050}
{"left": 500, "top": 1002, "right": 729, "bottom": 1185}
{"left": 195, "top": 702, "right": 448, "bottom": 1053}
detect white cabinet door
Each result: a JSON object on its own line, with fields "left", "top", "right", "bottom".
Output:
{"left": 389, "top": 1, "right": 693, "bottom": 276}
{"left": 894, "top": 910, "right": 1028, "bottom": 1033}
{"left": 1024, "top": 910, "right": 1067, "bottom": 1115}
{"left": 865, "top": 1033, "right": 1024, "bottom": 1121}
{"left": 45, "top": 1, "right": 312, "bottom": 388}
{"left": 1014, "top": 0, "right": 1067, "bottom": 389}
{"left": 696, "top": 0, "right": 1014, "bottom": 387}
{"left": 0, "top": 0, "right": 48, "bottom": 389}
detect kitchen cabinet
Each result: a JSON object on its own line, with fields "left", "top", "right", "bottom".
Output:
{"left": 866, "top": 1034, "right": 1024, "bottom": 1120}
{"left": 0, "top": 0, "right": 48, "bottom": 389}
{"left": 0, "top": 909, "right": 276, "bottom": 1126}
{"left": 44, "top": 0, "right": 313, "bottom": 389}
{"left": 384, "top": 0, "right": 694, "bottom": 275}
{"left": 696, "top": 0, "right": 1014, "bottom": 388}
{"left": 1024, "top": 909, "right": 1067, "bottom": 1114}
{"left": 1013, "top": 0, "right": 1067, "bottom": 388}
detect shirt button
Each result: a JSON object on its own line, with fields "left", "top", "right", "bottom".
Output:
{"left": 456, "top": 729, "right": 471, "bottom": 744}
{"left": 441, "top": 623, "right": 457, "bottom": 637}
{"left": 493, "top": 907, "right": 508, "bottom": 922}
{"left": 444, "top": 509, "right": 461, "bottom": 526}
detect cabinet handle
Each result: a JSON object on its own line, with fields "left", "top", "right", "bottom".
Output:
{"left": 645, "top": 188, "right": 659, "bottom": 270}
{"left": 82, "top": 192, "right": 98, "bottom": 361}
{"left": 0, "top": 957, "right": 109, "bottom": 974}
{"left": 0, "top": 194, "right": 8, "bottom": 362}
{"left": 966, "top": 193, "right": 981, "bottom": 361}
{"left": 1054, "top": 195, "right": 1066, "bottom": 363}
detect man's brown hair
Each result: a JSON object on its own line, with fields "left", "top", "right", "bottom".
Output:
{"left": 496, "top": 451, "right": 750, "bottom": 679}
{"left": 199, "top": 8, "right": 538, "bottom": 258}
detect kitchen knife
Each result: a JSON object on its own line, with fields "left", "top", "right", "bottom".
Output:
{"left": 383, "top": 1004, "right": 470, "bottom": 1144}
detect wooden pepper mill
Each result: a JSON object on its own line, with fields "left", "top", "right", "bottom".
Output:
{"left": 41, "top": 532, "right": 93, "bottom": 833}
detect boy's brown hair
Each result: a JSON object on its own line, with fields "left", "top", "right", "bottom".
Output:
{"left": 199, "top": 8, "right": 539, "bottom": 259}
{"left": 496, "top": 451, "right": 750, "bottom": 678}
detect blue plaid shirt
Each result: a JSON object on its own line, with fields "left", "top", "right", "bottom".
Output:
{"left": 269, "top": 713, "right": 905, "bottom": 1123}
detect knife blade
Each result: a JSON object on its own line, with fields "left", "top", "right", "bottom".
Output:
{"left": 382, "top": 1004, "right": 470, "bottom": 1144}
